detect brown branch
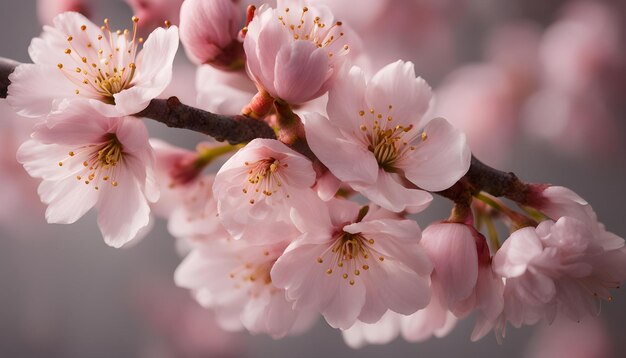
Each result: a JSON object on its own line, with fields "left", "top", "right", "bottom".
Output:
{"left": 0, "top": 56, "right": 534, "bottom": 204}
{"left": 0, "top": 58, "right": 19, "bottom": 99}
{"left": 136, "top": 97, "right": 276, "bottom": 144}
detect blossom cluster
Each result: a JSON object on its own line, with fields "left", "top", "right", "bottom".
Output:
{"left": 6, "top": 0, "right": 626, "bottom": 349}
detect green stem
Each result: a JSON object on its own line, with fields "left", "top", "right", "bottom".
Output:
{"left": 196, "top": 143, "right": 243, "bottom": 167}
{"left": 484, "top": 215, "right": 501, "bottom": 251}
{"left": 475, "top": 192, "right": 537, "bottom": 231}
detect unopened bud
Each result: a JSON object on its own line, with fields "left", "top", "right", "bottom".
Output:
{"left": 180, "top": 0, "right": 245, "bottom": 69}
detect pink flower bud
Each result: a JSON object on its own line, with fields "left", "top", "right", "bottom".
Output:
{"left": 421, "top": 222, "right": 481, "bottom": 308}
{"left": 179, "top": 0, "right": 244, "bottom": 68}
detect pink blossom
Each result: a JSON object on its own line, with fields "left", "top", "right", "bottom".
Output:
{"left": 539, "top": 1, "right": 622, "bottom": 94}
{"left": 434, "top": 64, "right": 518, "bottom": 166}
{"left": 196, "top": 65, "right": 256, "bottom": 115}
{"left": 175, "top": 237, "right": 317, "bottom": 338}
{"left": 305, "top": 61, "right": 471, "bottom": 212}
{"left": 309, "top": 0, "right": 388, "bottom": 32}
{"left": 125, "top": 0, "right": 184, "bottom": 34}
{"left": 525, "top": 185, "right": 624, "bottom": 251}
{"left": 243, "top": 0, "right": 355, "bottom": 104}
{"left": 8, "top": 12, "right": 179, "bottom": 118}
{"left": 16, "top": 102, "right": 159, "bottom": 247}
{"left": 212, "top": 138, "right": 317, "bottom": 242}
{"left": 37, "top": 0, "right": 92, "bottom": 26}
{"left": 493, "top": 218, "right": 626, "bottom": 331}
{"left": 522, "top": 89, "right": 620, "bottom": 157}
{"left": 180, "top": 0, "right": 243, "bottom": 68}
{"left": 271, "top": 199, "right": 432, "bottom": 329}
{"left": 421, "top": 222, "right": 480, "bottom": 308}
{"left": 424, "top": 223, "right": 505, "bottom": 341}
{"left": 456, "top": 264, "right": 505, "bottom": 341}
{"left": 525, "top": 317, "right": 616, "bottom": 358}
{"left": 150, "top": 139, "right": 202, "bottom": 218}
{"left": 167, "top": 174, "right": 230, "bottom": 247}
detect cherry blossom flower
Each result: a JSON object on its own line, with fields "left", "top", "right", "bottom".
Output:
{"left": 180, "top": 0, "right": 243, "bottom": 68}
{"left": 125, "top": 0, "right": 184, "bottom": 34}
{"left": 243, "top": 0, "right": 355, "bottom": 104}
{"left": 525, "top": 317, "right": 616, "bottom": 358}
{"left": 37, "top": 0, "right": 92, "bottom": 26}
{"left": 167, "top": 174, "right": 227, "bottom": 245}
{"left": 212, "top": 138, "right": 317, "bottom": 243}
{"left": 16, "top": 102, "right": 158, "bottom": 247}
{"left": 175, "top": 237, "right": 317, "bottom": 338}
{"left": 524, "top": 185, "right": 624, "bottom": 251}
{"left": 493, "top": 217, "right": 626, "bottom": 332}
{"left": 434, "top": 64, "right": 518, "bottom": 166}
{"left": 271, "top": 199, "right": 432, "bottom": 329}
{"left": 305, "top": 61, "right": 471, "bottom": 212}
{"left": 8, "top": 12, "right": 179, "bottom": 118}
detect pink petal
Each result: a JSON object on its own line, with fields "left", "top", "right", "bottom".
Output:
{"left": 7, "top": 64, "right": 75, "bottom": 117}
{"left": 352, "top": 170, "right": 432, "bottom": 213}
{"left": 95, "top": 168, "right": 151, "bottom": 247}
{"left": 401, "top": 118, "right": 471, "bottom": 192}
{"left": 365, "top": 61, "right": 433, "bottom": 128}
{"left": 493, "top": 227, "right": 544, "bottom": 278}
{"left": 113, "top": 26, "right": 179, "bottom": 115}
{"left": 273, "top": 41, "right": 329, "bottom": 104}
{"left": 304, "top": 112, "right": 378, "bottom": 185}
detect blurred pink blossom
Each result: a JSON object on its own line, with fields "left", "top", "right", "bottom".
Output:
{"left": 524, "top": 318, "right": 616, "bottom": 358}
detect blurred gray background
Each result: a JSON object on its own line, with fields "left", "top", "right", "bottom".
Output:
{"left": 0, "top": 0, "right": 625, "bottom": 357}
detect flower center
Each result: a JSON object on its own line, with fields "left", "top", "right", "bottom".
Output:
{"left": 229, "top": 254, "right": 278, "bottom": 298}
{"left": 277, "top": 6, "right": 350, "bottom": 58}
{"left": 316, "top": 231, "right": 386, "bottom": 286}
{"left": 56, "top": 17, "right": 143, "bottom": 104}
{"left": 57, "top": 133, "right": 124, "bottom": 190}
{"left": 357, "top": 106, "right": 421, "bottom": 172}
{"left": 242, "top": 158, "right": 289, "bottom": 204}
